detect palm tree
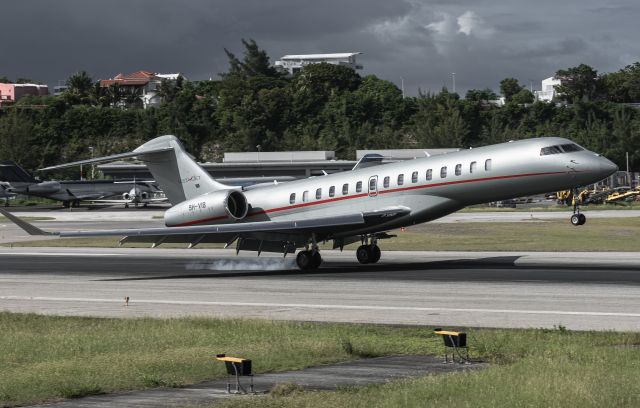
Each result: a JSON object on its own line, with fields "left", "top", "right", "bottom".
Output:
{"left": 65, "top": 71, "right": 93, "bottom": 104}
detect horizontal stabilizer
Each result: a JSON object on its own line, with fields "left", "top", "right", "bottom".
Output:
{"left": 39, "top": 147, "right": 174, "bottom": 172}
{"left": 0, "top": 208, "right": 56, "bottom": 236}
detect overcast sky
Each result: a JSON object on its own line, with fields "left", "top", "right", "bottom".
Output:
{"left": 2, "top": 0, "right": 639, "bottom": 95}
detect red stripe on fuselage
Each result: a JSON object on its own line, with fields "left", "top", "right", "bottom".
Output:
{"left": 178, "top": 170, "right": 567, "bottom": 226}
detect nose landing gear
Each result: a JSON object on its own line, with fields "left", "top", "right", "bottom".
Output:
{"left": 570, "top": 189, "right": 586, "bottom": 226}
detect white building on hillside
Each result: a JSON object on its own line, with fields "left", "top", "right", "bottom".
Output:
{"left": 274, "top": 52, "right": 363, "bottom": 74}
{"left": 535, "top": 76, "right": 562, "bottom": 102}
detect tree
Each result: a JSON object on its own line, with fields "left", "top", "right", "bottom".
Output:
{"left": 15, "top": 78, "right": 35, "bottom": 84}
{"left": 65, "top": 71, "right": 94, "bottom": 105}
{"left": 555, "top": 64, "right": 600, "bottom": 102}
{"left": 465, "top": 88, "right": 498, "bottom": 102}
{"left": 0, "top": 76, "right": 10, "bottom": 84}
{"left": 223, "top": 39, "right": 279, "bottom": 78}
{"left": 499, "top": 78, "right": 522, "bottom": 102}
{"left": 511, "top": 88, "right": 535, "bottom": 105}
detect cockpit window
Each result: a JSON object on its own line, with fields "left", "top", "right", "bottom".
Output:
{"left": 540, "top": 146, "right": 563, "bottom": 155}
{"left": 540, "top": 143, "right": 584, "bottom": 155}
{"left": 560, "top": 143, "right": 583, "bottom": 152}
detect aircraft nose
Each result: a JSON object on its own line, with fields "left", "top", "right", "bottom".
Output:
{"left": 599, "top": 157, "right": 618, "bottom": 177}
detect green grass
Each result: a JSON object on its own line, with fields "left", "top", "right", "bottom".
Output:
{"left": 0, "top": 313, "right": 436, "bottom": 406}
{"left": 218, "top": 328, "right": 640, "bottom": 408}
{"left": 4, "top": 217, "right": 640, "bottom": 251}
{"left": 1, "top": 314, "right": 639, "bottom": 407}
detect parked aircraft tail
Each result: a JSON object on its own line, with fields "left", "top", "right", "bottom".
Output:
{"left": 40, "top": 135, "right": 232, "bottom": 204}
{"left": 0, "top": 161, "right": 37, "bottom": 184}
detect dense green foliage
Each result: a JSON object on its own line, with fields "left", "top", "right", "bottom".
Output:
{"left": 2, "top": 41, "right": 640, "bottom": 174}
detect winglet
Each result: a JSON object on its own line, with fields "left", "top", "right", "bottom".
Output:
{"left": 0, "top": 208, "right": 56, "bottom": 236}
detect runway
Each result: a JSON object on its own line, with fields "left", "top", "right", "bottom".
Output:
{"left": 0, "top": 248, "right": 638, "bottom": 331}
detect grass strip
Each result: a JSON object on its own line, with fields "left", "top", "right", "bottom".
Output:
{"left": 4, "top": 217, "right": 640, "bottom": 251}
{"left": 1, "top": 314, "right": 638, "bottom": 407}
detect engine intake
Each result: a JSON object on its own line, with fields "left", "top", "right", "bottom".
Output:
{"left": 164, "top": 190, "right": 249, "bottom": 227}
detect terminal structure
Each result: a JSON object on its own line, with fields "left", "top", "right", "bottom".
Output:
{"left": 274, "top": 52, "right": 363, "bottom": 74}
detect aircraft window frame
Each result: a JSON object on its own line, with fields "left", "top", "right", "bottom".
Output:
{"left": 411, "top": 171, "right": 418, "bottom": 183}
{"left": 397, "top": 174, "right": 404, "bottom": 186}
{"left": 289, "top": 193, "right": 296, "bottom": 204}
{"left": 316, "top": 188, "right": 322, "bottom": 200}
{"left": 302, "top": 190, "right": 309, "bottom": 202}
{"left": 455, "top": 164, "right": 462, "bottom": 176}
{"left": 356, "top": 181, "right": 363, "bottom": 193}
{"left": 342, "top": 183, "right": 349, "bottom": 195}
{"left": 560, "top": 143, "right": 583, "bottom": 152}
{"left": 369, "top": 177, "right": 377, "bottom": 191}
{"left": 485, "top": 159, "right": 492, "bottom": 171}
{"left": 329, "top": 186, "right": 335, "bottom": 197}
{"left": 440, "top": 166, "right": 447, "bottom": 178}
{"left": 470, "top": 161, "right": 477, "bottom": 173}
{"left": 426, "top": 169, "right": 432, "bottom": 180}
{"left": 383, "top": 176, "right": 390, "bottom": 188}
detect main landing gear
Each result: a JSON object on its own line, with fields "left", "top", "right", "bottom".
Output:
{"left": 296, "top": 235, "right": 322, "bottom": 270}
{"left": 570, "top": 188, "right": 586, "bottom": 226}
{"left": 356, "top": 235, "right": 381, "bottom": 264}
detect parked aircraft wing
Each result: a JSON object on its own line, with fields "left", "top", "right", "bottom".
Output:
{"left": 0, "top": 208, "right": 53, "bottom": 236}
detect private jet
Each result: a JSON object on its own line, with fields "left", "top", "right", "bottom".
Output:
{"left": 0, "top": 136, "right": 618, "bottom": 270}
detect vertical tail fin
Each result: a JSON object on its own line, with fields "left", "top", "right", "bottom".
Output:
{"left": 132, "top": 135, "right": 229, "bottom": 204}
{"left": 0, "top": 161, "right": 37, "bottom": 184}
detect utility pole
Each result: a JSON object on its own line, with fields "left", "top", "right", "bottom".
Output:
{"left": 452, "top": 72, "right": 456, "bottom": 94}
{"left": 89, "top": 146, "right": 95, "bottom": 179}
{"left": 400, "top": 77, "right": 405, "bottom": 99}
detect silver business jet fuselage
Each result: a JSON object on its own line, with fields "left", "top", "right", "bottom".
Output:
{"left": 3, "top": 136, "right": 617, "bottom": 270}
{"left": 165, "top": 137, "right": 616, "bottom": 233}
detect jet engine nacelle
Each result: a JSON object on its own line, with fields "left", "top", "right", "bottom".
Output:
{"left": 26, "top": 181, "right": 61, "bottom": 195}
{"left": 122, "top": 191, "right": 131, "bottom": 200}
{"left": 164, "top": 190, "right": 249, "bottom": 227}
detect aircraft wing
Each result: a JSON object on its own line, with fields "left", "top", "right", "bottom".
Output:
{"left": 0, "top": 206, "right": 410, "bottom": 249}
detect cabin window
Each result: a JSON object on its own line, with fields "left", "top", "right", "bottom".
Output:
{"left": 342, "top": 183, "right": 349, "bottom": 195}
{"left": 316, "top": 188, "right": 322, "bottom": 199}
{"left": 302, "top": 190, "right": 309, "bottom": 202}
{"left": 412, "top": 171, "right": 418, "bottom": 183}
{"left": 369, "top": 178, "right": 377, "bottom": 191}
{"left": 440, "top": 166, "right": 447, "bottom": 178}
{"left": 383, "top": 176, "right": 390, "bottom": 188}
{"left": 356, "top": 181, "right": 362, "bottom": 192}
{"left": 397, "top": 174, "right": 404, "bottom": 186}
{"left": 485, "top": 159, "right": 492, "bottom": 171}
{"left": 455, "top": 164, "right": 462, "bottom": 176}
{"left": 289, "top": 193, "right": 296, "bottom": 204}
{"left": 329, "top": 186, "right": 335, "bottom": 197}
{"left": 470, "top": 161, "right": 477, "bottom": 173}
{"left": 426, "top": 169, "right": 432, "bottom": 180}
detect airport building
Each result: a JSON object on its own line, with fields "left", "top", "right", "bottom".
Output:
{"left": 535, "top": 77, "right": 562, "bottom": 102}
{"left": 274, "top": 53, "right": 363, "bottom": 75}
{"left": 0, "top": 83, "right": 49, "bottom": 106}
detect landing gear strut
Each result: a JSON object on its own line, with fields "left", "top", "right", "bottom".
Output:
{"left": 356, "top": 235, "right": 382, "bottom": 264}
{"left": 570, "top": 189, "right": 586, "bottom": 226}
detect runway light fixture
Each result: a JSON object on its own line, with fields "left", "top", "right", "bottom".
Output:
{"left": 216, "top": 354, "right": 255, "bottom": 394}
{"left": 434, "top": 328, "right": 469, "bottom": 363}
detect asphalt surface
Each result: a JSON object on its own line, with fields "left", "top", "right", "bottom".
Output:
{"left": 29, "top": 355, "right": 484, "bottom": 408}
{"left": 0, "top": 247, "right": 638, "bottom": 331}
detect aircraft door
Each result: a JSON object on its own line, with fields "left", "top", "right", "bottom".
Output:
{"left": 368, "top": 176, "right": 378, "bottom": 197}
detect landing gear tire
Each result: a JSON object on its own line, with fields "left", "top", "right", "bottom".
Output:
{"left": 571, "top": 213, "right": 586, "bottom": 226}
{"left": 296, "top": 250, "right": 321, "bottom": 270}
{"left": 570, "top": 214, "right": 580, "bottom": 226}
{"left": 356, "top": 245, "right": 371, "bottom": 264}
{"left": 370, "top": 245, "right": 381, "bottom": 263}
{"left": 311, "top": 251, "right": 322, "bottom": 269}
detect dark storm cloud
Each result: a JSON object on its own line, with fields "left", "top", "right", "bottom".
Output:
{"left": 1, "top": 0, "right": 639, "bottom": 95}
